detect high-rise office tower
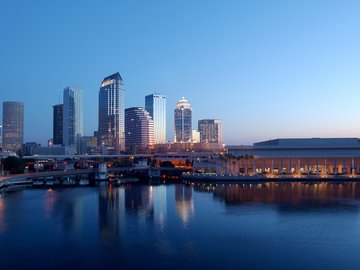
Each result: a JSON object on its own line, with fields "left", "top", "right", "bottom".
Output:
{"left": 125, "top": 107, "right": 154, "bottom": 153}
{"left": 198, "top": 119, "right": 223, "bottom": 143}
{"left": 2, "top": 101, "right": 24, "bottom": 153}
{"left": 53, "top": 104, "right": 63, "bottom": 145}
{"left": 98, "top": 72, "right": 125, "bottom": 153}
{"left": 145, "top": 93, "right": 166, "bottom": 144}
{"left": 63, "top": 87, "right": 83, "bottom": 147}
{"left": 174, "top": 98, "right": 192, "bottom": 143}
{"left": 0, "top": 124, "right": 2, "bottom": 150}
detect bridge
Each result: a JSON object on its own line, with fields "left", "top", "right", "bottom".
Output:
{"left": 0, "top": 165, "right": 192, "bottom": 190}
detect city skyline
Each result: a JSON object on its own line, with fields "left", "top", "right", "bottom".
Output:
{"left": 1, "top": 1, "right": 360, "bottom": 145}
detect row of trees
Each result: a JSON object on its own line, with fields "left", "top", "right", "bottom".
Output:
{"left": 1, "top": 156, "right": 25, "bottom": 174}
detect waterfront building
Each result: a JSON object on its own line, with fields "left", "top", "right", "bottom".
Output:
{"left": 125, "top": 107, "right": 154, "bottom": 153}
{"left": 63, "top": 87, "right": 83, "bottom": 148}
{"left": 225, "top": 138, "right": 360, "bottom": 176}
{"left": 2, "top": 101, "right": 24, "bottom": 153}
{"left": 198, "top": 119, "right": 222, "bottom": 144}
{"left": 145, "top": 93, "right": 166, "bottom": 144}
{"left": 98, "top": 72, "right": 125, "bottom": 154}
{"left": 174, "top": 98, "right": 192, "bottom": 143}
{"left": 53, "top": 104, "right": 63, "bottom": 145}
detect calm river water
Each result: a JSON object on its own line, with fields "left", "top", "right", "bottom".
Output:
{"left": 1, "top": 182, "right": 360, "bottom": 269}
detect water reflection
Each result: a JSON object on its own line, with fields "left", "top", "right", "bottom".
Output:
{"left": 153, "top": 185, "right": 167, "bottom": 229}
{"left": 194, "top": 182, "right": 360, "bottom": 213}
{"left": 125, "top": 185, "right": 154, "bottom": 219}
{"left": 175, "top": 185, "right": 194, "bottom": 225}
{"left": 99, "top": 185, "right": 124, "bottom": 247}
{"left": 0, "top": 195, "right": 5, "bottom": 233}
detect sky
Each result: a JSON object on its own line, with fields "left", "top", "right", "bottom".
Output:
{"left": 1, "top": 0, "right": 360, "bottom": 145}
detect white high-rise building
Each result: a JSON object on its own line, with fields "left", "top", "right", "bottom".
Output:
{"left": 63, "top": 87, "right": 83, "bottom": 147}
{"left": 125, "top": 107, "right": 154, "bottom": 153}
{"left": 145, "top": 93, "right": 166, "bottom": 144}
{"left": 174, "top": 98, "right": 192, "bottom": 143}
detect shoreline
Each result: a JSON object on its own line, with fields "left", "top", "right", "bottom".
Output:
{"left": 181, "top": 173, "right": 360, "bottom": 183}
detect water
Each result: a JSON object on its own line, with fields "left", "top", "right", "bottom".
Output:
{"left": 1, "top": 182, "right": 360, "bottom": 269}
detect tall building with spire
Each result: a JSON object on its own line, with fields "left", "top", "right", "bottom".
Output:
{"left": 63, "top": 87, "right": 83, "bottom": 147}
{"left": 125, "top": 107, "right": 154, "bottom": 153}
{"left": 145, "top": 93, "right": 166, "bottom": 144}
{"left": 2, "top": 101, "right": 24, "bottom": 153}
{"left": 98, "top": 72, "right": 125, "bottom": 153}
{"left": 174, "top": 98, "right": 192, "bottom": 143}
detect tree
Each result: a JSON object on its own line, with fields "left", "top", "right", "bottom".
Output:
{"left": 160, "top": 161, "right": 175, "bottom": 168}
{"left": 2, "top": 156, "right": 25, "bottom": 174}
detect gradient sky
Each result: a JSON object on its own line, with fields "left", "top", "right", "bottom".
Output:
{"left": 1, "top": 0, "right": 360, "bottom": 145}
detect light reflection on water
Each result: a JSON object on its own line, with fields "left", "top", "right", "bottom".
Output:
{"left": 1, "top": 183, "right": 360, "bottom": 269}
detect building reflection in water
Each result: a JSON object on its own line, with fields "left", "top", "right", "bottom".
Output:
{"left": 44, "top": 190, "right": 58, "bottom": 219}
{"left": 153, "top": 185, "right": 167, "bottom": 229}
{"left": 175, "top": 185, "right": 194, "bottom": 225}
{"left": 125, "top": 185, "right": 154, "bottom": 220}
{"left": 0, "top": 195, "right": 6, "bottom": 233}
{"left": 99, "top": 185, "right": 124, "bottom": 247}
{"left": 194, "top": 182, "right": 360, "bottom": 213}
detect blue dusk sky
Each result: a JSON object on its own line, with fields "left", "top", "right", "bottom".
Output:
{"left": 1, "top": 0, "right": 360, "bottom": 145}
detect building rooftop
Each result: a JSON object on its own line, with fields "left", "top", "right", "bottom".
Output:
{"left": 102, "top": 72, "right": 122, "bottom": 82}
{"left": 254, "top": 138, "right": 360, "bottom": 149}
{"left": 176, "top": 98, "right": 191, "bottom": 109}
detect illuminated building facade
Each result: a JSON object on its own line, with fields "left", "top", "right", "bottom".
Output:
{"left": 98, "top": 72, "right": 125, "bottom": 154}
{"left": 2, "top": 101, "right": 24, "bottom": 153}
{"left": 174, "top": 98, "right": 192, "bottom": 143}
{"left": 125, "top": 107, "right": 154, "bottom": 153}
{"left": 198, "top": 119, "right": 222, "bottom": 144}
{"left": 225, "top": 138, "right": 360, "bottom": 176}
{"left": 63, "top": 87, "right": 83, "bottom": 147}
{"left": 53, "top": 104, "right": 63, "bottom": 145}
{"left": 145, "top": 93, "right": 166, "bottom": 144}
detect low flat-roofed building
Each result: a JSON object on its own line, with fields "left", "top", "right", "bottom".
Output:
{"left": 225, "top": 138, "right": 360, "bottom": 175}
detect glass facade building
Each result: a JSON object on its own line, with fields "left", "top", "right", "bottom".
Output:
{"left": 198, "top": 119, "right": 223, "bottom": 143}
{"left": 53, "top": 104, "right": 63, "bottom": 145}
{"left": 2, "top": 101, "right": 24, "bottom": 153}
{"left": 174, "top": 98, "right": 192, "bottom": 143}
{"left": 98, "top": 72, "right": 125, "bottom": 154}
{"left": 125, "top": 107, "right": 154, "bottom": 153}
{"left": 63, "top": 87, "right": 83, "bottom": 147}
{"left": 0, "top": 124, "right": 2, "bottom": 150}
{"left": 145, "top": 93, "right": 166, "bottom": 144}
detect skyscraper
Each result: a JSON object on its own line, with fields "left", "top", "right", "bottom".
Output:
{"left": 145, "top": 93, "right": 166, "bottom": 144}
{"left": 0, "top": 124, "right": 2, "bottom": 150}
{"left": 125, "top": 107, "right": 154, "bottom": 153}
{"left": 2, "top": 101, "right": 24, "bottom": 153}
{"left": 198, "top": 119, "right": 223, "bottom": 143}
{"left": 63, "top": 87, "right": 83, "bottom": 147}
{"left": 174, "top": 98, "right": 192, "bottom": 143}
{"left": 53, "top": 104, "right": 63, "bottom": 145}
{"left": 98, "top": 72, "right": 125, "bottom": 154}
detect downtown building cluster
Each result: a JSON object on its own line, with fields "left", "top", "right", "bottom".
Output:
{"left": 0, "top": 72, "right": 223, "bottom": 156}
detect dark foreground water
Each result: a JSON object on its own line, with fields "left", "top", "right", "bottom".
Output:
{"left": 1, "top": 182, "right": 360, "bottom": 269}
